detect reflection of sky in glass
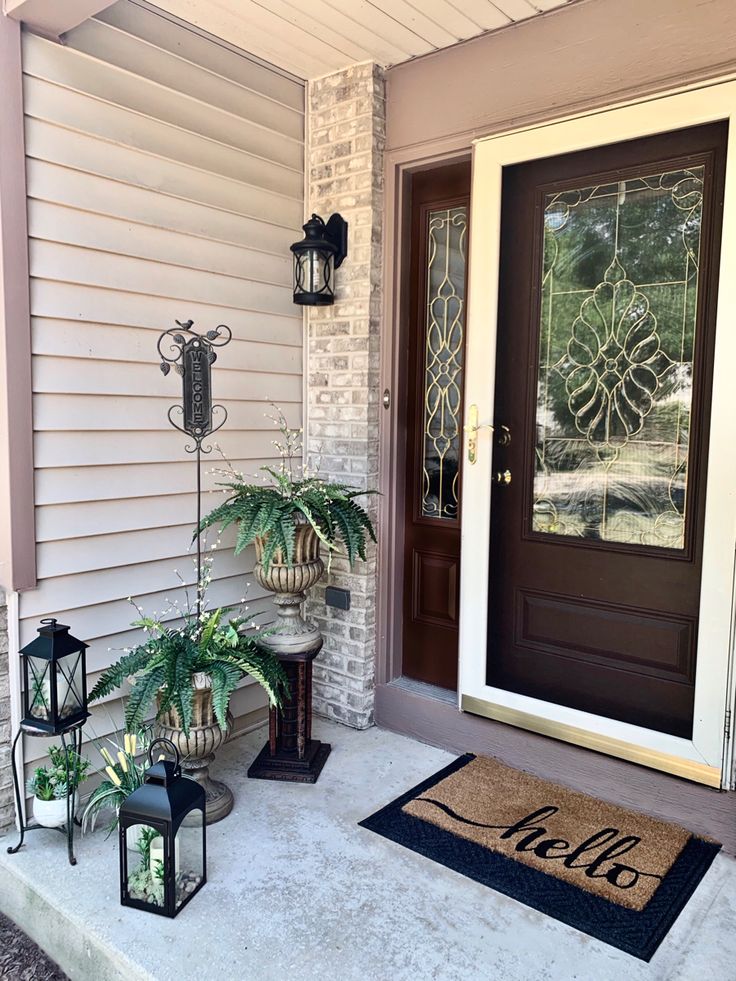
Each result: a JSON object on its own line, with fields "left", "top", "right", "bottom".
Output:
{"left": 533, "top": 168, "right": 704, "bottom": 549}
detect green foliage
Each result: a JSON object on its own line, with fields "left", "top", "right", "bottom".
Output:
{"left": 89, "top": 607, "right": 289, "bottom": 738}
{"left": 197, "top": 406, "right": 377, "bottom": 572}
{"left": 82, "top": 729, "right": 150, "bottom": 836}
{"left": 26, "top": 746, "right": 90, "bottom": 801}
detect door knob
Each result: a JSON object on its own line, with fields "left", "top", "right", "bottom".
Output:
{"left": 494, "top": 469, "right": 512, "bottom": 486}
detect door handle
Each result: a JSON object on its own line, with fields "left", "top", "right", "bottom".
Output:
{"left": 463, "top": 404, "right": 494, "bottom": 465}
{"left": 494, "top": 469, "right": 512, "bottom": 486}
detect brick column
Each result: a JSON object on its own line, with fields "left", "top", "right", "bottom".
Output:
{"left": 0, "top": 591, "right": 12, "bottom": 834}
{"left": 305, "top": 63, "right": 385, "bottom": 729}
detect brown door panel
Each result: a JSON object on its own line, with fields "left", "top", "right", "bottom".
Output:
{"left": 402, "top": 162, "right": 471, "bottom": 691}
{"left": 488, "top": 122, "right": 727, "bottom": 737}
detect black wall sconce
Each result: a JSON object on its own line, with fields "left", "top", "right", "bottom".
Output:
{"left": 290, "top": 213, "right": 348, "bottom": 306}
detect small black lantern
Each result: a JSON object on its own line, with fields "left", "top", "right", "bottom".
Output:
{"left": 119, "top": 739, "right": 206, "bottom": 918}
{"left": 20, "top": 618, "right": 89, "bottom": 734}
{"left": 290, "top": 213, "right": 348, "bottom": 306}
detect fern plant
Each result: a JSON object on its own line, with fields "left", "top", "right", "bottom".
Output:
{"left": 198, "top": 406, "right": 377, "bottom": 572}
{"left": 89, "top": 606, "right": 288, "bottom": 738}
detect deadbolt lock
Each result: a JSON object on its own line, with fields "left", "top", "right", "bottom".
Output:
{"left": 496, "top": 425, "right": 511, "bottom": 447}
{"left": 495, "top": 469, "right": 512, "bottom": 486}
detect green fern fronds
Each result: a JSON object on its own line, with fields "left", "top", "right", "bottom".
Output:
{"left": 90, "top": 607, "right": 289, "bottom": 737}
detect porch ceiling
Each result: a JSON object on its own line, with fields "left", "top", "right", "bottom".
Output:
{"left": 146, "top": 0, "right": 574, "bottom": 80}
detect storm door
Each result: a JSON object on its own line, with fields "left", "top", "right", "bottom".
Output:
{"left": 486, "top": 123, "right": 726, "bottom": 737}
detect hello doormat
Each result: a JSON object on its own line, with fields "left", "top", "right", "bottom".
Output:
{"left": 359, "top": 755, "right": 720, "bottom": 960}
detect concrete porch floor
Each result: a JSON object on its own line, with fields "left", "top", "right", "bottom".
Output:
{"left": 0, "top": 720, "right": 734, "bottom": 981}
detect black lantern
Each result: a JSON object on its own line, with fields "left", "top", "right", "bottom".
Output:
{"left": 290, "top": 213, "right": 348, "bottom": 306}
{"left": 119, "top": 739, "right": 206, "bottom": 917}
{"left": 20, "top": 618, "right": 89, "bottom": 734}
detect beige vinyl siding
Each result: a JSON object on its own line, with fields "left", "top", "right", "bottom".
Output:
{"left": 18, "top": 1, "right": 304, "bottom": 780}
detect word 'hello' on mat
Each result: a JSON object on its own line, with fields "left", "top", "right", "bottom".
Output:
{"left": 359, "top": 754, "right": 720, "bottom": 961}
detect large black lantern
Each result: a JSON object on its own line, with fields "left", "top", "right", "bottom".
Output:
{"left": 119, "top": 739, "right": 206, "bottom": 917}
{"left": 290, "top": 213, "right": 348, "bottom": 306}
{"left": 20, "top": 618, "right": 89, "bottom": 734}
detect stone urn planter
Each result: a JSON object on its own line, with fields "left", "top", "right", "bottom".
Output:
{"left": 253, "top": 523, "right": 324, "bottom": 653}
{"left": 156, "top": 672, "right": 233, "bottom": 824}
{"left": 248, "top": 523, "right": 331, "bottom": 783}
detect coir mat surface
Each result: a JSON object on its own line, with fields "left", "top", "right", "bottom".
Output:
{"left": 359, "top": 754, "right": 720, "bottom": 961}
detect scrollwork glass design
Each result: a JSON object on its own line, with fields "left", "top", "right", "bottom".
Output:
{"left": 533, "top": 167, "right": 705, "bottom": 549}
{"left": 421, "top": 207, "right": 468, "bottom": 520}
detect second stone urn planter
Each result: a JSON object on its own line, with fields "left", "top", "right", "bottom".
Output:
{"left": 248, "top": 523, "right": 331, "bottom": 783}
{"left": 156, "top": 673, "right": 233, "bottom": 824}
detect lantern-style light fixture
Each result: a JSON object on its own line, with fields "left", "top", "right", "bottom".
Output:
{"left": 290, "top": 213, "right": 348, "bottom": 306}
{"left": 20, "top": 618, "right": 89, "bottom": 734}
{"left": 119, "top": 739, "right": 206, "bottom": 918}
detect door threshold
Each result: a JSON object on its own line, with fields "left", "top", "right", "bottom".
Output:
{"left": 389, "top": 676, "right": 458, "bottom": 706}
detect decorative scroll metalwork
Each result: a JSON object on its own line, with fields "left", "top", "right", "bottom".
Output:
{"left": 157, "top": 319, "right": 232, "bottom": 618}
{"left": 421, "top": 206, "right": 468, "bottom": 520}
{"left": 533, "top": 167, "right": 705, "bottom": 548}
{"left": 158, "top": 319, "right": 232, "bottom": 454}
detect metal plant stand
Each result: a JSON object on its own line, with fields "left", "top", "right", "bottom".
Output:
{"left": 7, "top": 723, "right": 84, "bottom": 866}
{"left": 247, "top": 642, "right": 331, "bottom": 783}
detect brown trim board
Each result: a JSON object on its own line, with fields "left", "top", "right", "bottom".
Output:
{"left": 375, "top": 682, "right": 736, "bottom": 855}
{"left": 0, "top": 15, "right": 36, "bottom": 591}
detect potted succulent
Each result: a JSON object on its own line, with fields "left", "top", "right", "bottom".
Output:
{"left": 27, "top": 745, "right": 90, "bottom": 828}
{"left": 197, "top": 407, "right": 376, "bottom": 652}
{"left": 89, "top": 595, "right": 288, "bottom": 822}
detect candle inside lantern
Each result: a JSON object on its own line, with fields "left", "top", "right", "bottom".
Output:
{"left": 149, "top": 834, "right": 178, "bottom": 875}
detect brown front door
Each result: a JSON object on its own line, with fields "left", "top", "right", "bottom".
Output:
{"left": 488, "top": 122, "right": 727, "bottom": 738}
{"left": 402, "top": 162, "right": 471, "bottom": 690}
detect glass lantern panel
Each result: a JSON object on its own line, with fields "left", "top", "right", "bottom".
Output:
{"left": 57, "top": 649, "right": 84, "bottom": 722}
{"left": 125, "top": 823, "right": 168, "bottom": 910}
{"left": 26, "top": 655, "right": 52, "bottom": 724}
{"left": 174, "top": 809, "right": 204, "bottom": 909}
{"left": 296, "top": 250, "right": 333, "bottom": 296}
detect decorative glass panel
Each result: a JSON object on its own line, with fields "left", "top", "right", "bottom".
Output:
{"left": 421, "top": 206, "right": 468, "bottom": 520}
{"left": 533, "top": 167, "right": 705, "bottom": 549}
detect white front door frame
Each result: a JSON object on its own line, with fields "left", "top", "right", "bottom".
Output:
{"left": 458, "top": 80, "right": 736, "bottom": 789}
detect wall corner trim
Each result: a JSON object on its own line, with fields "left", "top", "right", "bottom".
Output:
{"left": 0, "top": 14, "right": 36, "bottom": 592}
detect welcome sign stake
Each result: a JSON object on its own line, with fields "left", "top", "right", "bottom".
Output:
{"left": 157, "top": 319, "right": 232, "bottom": 619}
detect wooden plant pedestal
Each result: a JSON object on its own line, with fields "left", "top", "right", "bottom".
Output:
{"left": 248, "top": 643, "right": 331, "bottom": 784}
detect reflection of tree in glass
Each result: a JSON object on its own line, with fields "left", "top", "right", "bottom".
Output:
{"left": 534, "top": 168, "right": 703, "bottom": 548}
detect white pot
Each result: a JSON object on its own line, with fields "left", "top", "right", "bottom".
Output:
{"left": 32, "top": 793, "right": 77, "bottom": 829}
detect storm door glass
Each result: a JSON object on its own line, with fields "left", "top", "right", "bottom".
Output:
{"left": 420, "top": 206, "right": 468, "bottom": 520}
{"left": 533, "top": 167, "right": 705, "bottom": 548}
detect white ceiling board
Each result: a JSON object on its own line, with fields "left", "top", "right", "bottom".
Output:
{"left": 146, "top": 0, "right": 573, "bottom": 79}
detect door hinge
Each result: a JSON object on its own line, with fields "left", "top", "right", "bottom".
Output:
{"left": 725, "top": 708, "right": 732, "bottom": 740}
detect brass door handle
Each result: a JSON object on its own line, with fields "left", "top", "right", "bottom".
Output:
{"left": 464, "top": 404, "right": 494, "bottom": 465}
{"left": 494, "top": 469, "right": 512, "bottom": 486}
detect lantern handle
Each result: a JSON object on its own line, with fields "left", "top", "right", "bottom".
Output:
{"left": 147, "top": 737, "right": 181, "bottom": 774}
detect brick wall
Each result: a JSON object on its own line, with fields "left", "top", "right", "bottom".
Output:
{"left": 0, "top": 591, "right": 13, "bottom": 834}
{"left": 306, "top": 63, "right": 385, "bottom": 728}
